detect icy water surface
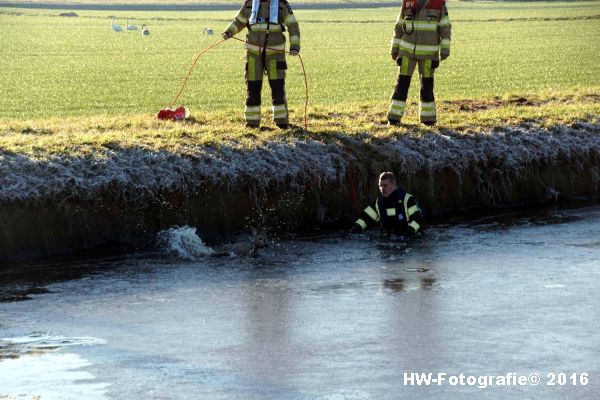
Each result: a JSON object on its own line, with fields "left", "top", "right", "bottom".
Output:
{"left": 1, "top": 206, "right": 599, "bottom": 399}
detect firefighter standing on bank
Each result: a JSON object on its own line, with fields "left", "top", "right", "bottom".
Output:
{"left": 222, "top": 0, "right": 301, "bottom": 129}
{"left": 388, "top": 0, "right": 451, "bottom": 126}
{"left": 352, "top": 172, "right": 424, "bottom": 237}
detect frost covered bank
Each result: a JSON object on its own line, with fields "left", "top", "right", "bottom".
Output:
{"left": 2, "top": 122, "right": 600, "bottom": 261}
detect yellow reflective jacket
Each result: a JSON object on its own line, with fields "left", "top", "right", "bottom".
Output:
{"left": 355, "top": 188, "right": 424, "bottom": 236}
{"left": 391, "top": 0, "right": 452, "bottom": 61}
{"left": 225, "top": 0, "right": 301, "bottom": 55}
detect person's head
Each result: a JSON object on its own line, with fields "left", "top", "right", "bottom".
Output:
{"left": 378, "top": 172, "right": 397, "bottom": 198}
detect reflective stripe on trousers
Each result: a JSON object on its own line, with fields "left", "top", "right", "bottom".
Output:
{"left": 246, "top": 53, "right": 286, "bottom": 82}
{"left": 388, "top": 99, "right": 406, "bottom": 119}
{"left": 388, "top": 56, "right": 436, "bottom": 122}
{"left": 420, "top": 101, "right": 436, "bottom": 121}
{"left": 398, "top": 57, "right": 435, "bottom": 78}
{"left": 244, "top": 105, "right": 261, "bottom": 122}
{"left": 272, "top": 103, "right": 288, "bottom": 122}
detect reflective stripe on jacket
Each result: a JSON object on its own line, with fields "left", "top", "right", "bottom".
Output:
{"left": 355, "top": 188, "right": 424, "bottom": 236}
{"left": 225, "top": 0, "right": 301, "bottom": 53}
{"left": 391, "top": 0, "right": 451, "bottom": 61}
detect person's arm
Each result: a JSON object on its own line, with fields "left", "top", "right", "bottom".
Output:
{"left": 282, "top": 2, "right": 300, "bottom": 54}
{"left": 404, "top": 194, "right": 423, "bottom": 236}
{"left": 439, "top": 3, "right": 452, "bottom": 60}
{"left": 223, "top": 3, "right": 250, "bottom": 39}
{"left": 354, "top": 199, "right": 380, "bottom": 233}
{"left": 391, "top": 5, "right": 404, "bottom": 60}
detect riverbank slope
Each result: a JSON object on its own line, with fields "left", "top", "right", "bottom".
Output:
{"left": 1, "top": 96, "right": 600, "bottom": 262}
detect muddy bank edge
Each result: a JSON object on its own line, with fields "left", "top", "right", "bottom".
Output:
{"left": 2, "top": 122, "right": 600, "bottom": 262}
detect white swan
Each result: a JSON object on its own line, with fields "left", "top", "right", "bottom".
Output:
{"left": 126, "top": 19, "right": 138, "bottom": 31}
{"left": 141, "top": 24, "right": 150, "bottom": 36}
{"left": 111, "top": 17, "right": 122, "bottom": 32}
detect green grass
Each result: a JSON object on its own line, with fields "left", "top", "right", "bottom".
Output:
{"left": 0, "top": 1, "right": 599, "bottom": 124}
{"left": 1, "top": 91, "right": 599, "bottom": 158}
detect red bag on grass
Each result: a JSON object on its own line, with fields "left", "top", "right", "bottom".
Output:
{"left": 156, "top": 106, "right": 189, "bottom": 121}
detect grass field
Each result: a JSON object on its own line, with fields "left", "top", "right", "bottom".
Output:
{"left": 0, "top": 1, "right": 599, "bottom": 143}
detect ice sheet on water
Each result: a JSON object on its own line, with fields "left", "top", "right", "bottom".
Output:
{"left": 157, "top": 226, "right": 215, "bottom": 260}
{"left": 0, "top": 352, "right": 109, "bottom": 400}
{"left": 1, "top": 332, "right": 105, "bottom": 346}
{"left": 0, "top": 332, "right": 106, "bottom": 359}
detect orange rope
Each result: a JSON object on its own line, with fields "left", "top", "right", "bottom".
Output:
{"left": 167, "top": 37, "right": 309, "bottom": 131}
{"left": 296, "top": 51, "right": 309, "bottom": 131}
{"left": 169, "top": 38, "right": 227, "bottom": 108}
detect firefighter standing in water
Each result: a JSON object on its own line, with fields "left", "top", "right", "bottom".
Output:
{"left": 222, "top": 0, "right": 300, "bottom": 129}
{"left": 388, "top": 0, "right": 451, "bottom": 126}
{"left": 352, "top": 172, "right": 424, "bottom": 237}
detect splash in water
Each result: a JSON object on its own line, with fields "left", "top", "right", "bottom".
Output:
{"left": 157, "top": 226, "right": 214, "bottom": 260}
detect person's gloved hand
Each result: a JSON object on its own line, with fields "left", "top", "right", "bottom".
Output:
{"left": 391, "top": 52, "right": 399, "bottom": 61}
{"left": 222, "top": 31, "right": 232, "bottom": 40}
{"left": 347, "top": 223, "right": 363, "bottom": 237}
{"left": 404, "top": 224, "right": 420, "bottom": 238}
{"left": 289, "top": 49, "right": 299, "bottom": 56}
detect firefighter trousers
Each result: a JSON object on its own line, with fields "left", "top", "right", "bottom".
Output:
{"left": 244, "top": 51, "right": 288, "bottom": 127}
{"left": 388, "top": 56, "right": 437, "bottom": 124}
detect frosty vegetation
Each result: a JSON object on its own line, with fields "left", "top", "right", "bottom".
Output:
{"left": 1, "top": 122, "right": 599, "bottom": 206}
